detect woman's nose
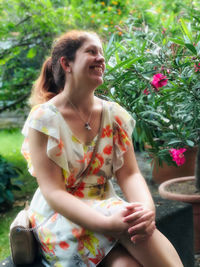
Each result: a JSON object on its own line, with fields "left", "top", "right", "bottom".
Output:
{"left": 96, "top": 53, "right": 105, "bottom": 62}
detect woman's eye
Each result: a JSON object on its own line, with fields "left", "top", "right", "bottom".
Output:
{"left": 88, "top": 49, "right": 95, "bottom": 54}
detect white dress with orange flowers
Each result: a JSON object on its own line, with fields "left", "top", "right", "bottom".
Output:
{"left": 21, "top": 100, "right": 135, "bottom": 267}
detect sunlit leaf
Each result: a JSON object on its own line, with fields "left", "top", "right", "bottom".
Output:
{"left": 26, "top": 47, "right": 37, "bottom": 59}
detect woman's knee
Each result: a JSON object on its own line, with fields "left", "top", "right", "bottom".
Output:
{"left": 100, "top": 244, "right": 142, "bottom": 267}
{"left": 119, "top": 229, "right": 183, "bottom": 267}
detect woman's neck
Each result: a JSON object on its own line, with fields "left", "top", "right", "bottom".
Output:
{"left": 52, "top": 84, "right": 97, "bottom": 112}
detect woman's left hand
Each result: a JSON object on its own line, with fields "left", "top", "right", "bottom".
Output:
{"left": 123, "top": 203, "right": 156, "bottom": 244}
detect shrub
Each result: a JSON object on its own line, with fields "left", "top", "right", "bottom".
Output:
{"left": 99, "top": 12, "right": 200, "bottom": 167}
{"left": 0, "top": 155, "right": 21, "bottom": 210}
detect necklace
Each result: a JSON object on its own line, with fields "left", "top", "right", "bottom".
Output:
{"left": 68, "top": 99, "right": 93, "bottom": 131}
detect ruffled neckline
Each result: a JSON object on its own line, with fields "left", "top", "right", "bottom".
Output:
{"left": 46, "top": 101, "right": 105, "bottom": 147}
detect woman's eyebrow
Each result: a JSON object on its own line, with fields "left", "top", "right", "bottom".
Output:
{"left": 86, "top": 45, "right": 103, "bottom": 53}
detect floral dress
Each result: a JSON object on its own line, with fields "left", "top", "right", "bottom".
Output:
{"left": 21, "top": 100, "right": 135, "bottom": 267}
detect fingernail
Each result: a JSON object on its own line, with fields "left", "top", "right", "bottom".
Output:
{"left": 134, "top": 207, "right": 143, "bottom": 211}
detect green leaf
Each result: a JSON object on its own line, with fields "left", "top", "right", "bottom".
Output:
{"left": 141, "top": 40, "right": 147, "bottom": 54}
{"left": 196, "top": 42, "right": 200, "bottom": 56}
{"left": 169, "top": 38, "right": 185, "bottom": 46}
{"left": 140, "top": 111, "right": 167, "bottom": 122}
{"left": 106, "top": 57, "right": 142, "bottom": 75}
{"left": 0, "top": 196, "right": 4, "bottom": 203}
{"left": 186, "top": 140, "right": 195, "bottom": 147}
{"left": 12, "top": 185, "right": 21, "bottom": 191}
{"left": 142, "top": 119, "right": 162, "bottom": 128}
{"left": 115, "top": 51, "right": 121, "bottom": 64}
{"left": 105, "top": 33, "right": 115, "bottom": 53}
{"left": 184, "top": 43, "right": 197, "bottom": 55}
{"left": 5, "top": 190, "right": 14, "bottom": 202}
{"left": 167, "top": 139, "right": 182, "bottom": 145}
{"left": 26, "top": 47, "right": 37, "bottom": 59}
{"left": 124, "top": 57, "right": 144, "bottom": 68}
{"left": 180, "top": 19, "right": 193, "bottom": 43}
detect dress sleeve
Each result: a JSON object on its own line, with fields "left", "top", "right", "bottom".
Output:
{"left": 112, "top": 102, "right": 135, "bottom": 173}
{"left": 21, "top": 104, "right": 65, "bottom": 176}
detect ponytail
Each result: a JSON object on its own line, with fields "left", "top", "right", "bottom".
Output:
{"left": 29, "top": 57, "right": 60, "bottom": 106}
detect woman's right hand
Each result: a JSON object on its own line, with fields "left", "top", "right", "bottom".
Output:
{"left": 103, "top": 202, "right": 155, "bottom": 243}
{"left": 104, "top": 209, "right": 130, "bottom": 238}
{"left": 104, "top": 203, "right": 144, "bottom": 239}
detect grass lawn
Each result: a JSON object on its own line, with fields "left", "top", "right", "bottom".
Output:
{"left": 0, "top": 128, "right": 38, "bottom": 260}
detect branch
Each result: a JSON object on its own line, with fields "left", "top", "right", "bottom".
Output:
{"left": 0, "top": 92, "right": 30, "bottom": 113}
{"left": 15, "top": 15, "right": 32, "bottom": 27}
{"left": 0, "top": 32, "right": 52, "bottom": 59}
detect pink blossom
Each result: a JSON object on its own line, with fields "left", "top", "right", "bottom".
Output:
{"left": 166, "top": 69, "right": 171, "bottom": 74}
{"left": 162, "top": 28, "right": 167, "bottom": 34}
{"left": 151, "top": 73, "right": 168, "bottom": 90}
{"left": 169, "top": 148, "right": 187, "bottom": 166}
{"left": 143, "top": 88, "right": 150, "bottom": 95}
{"left": 194, "top": 63, "right": 200, "bottom": 72}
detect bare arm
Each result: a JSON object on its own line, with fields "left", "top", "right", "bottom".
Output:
{"left": 115, "top": 143, "right": 156, "bottom": 242}
{"left": 115, "top": 143, "right": 155, "bottom": 212}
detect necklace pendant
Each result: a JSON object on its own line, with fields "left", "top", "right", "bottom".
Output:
{"left": 85, "top": 122, "right": 91, "bottom": 131}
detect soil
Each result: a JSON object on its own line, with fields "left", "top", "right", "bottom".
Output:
{"left": 166, "top": 180, "right": 200, "bottom": 195}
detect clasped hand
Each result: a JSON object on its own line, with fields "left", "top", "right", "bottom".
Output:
{"left": 107, "top": 202, "right": 156, "bottom": 244}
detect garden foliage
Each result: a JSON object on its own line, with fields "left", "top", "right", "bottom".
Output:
{"left": 0, "top": 155, "right": 21, "bottom": 208}
{"left": 99, "top": 4, "right": 200, "bottom": 166}
{"left": 0, "top": 0, "right": 131, "bottom": 112}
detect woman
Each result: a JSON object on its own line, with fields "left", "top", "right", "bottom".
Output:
{"left": 22, "top": 30, "right": 183, "bottom": 266}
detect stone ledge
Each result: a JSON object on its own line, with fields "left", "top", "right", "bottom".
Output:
{"left": 155, "top": 196, "right": 194, "bottom": 267}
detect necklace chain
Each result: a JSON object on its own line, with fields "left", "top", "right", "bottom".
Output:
{"left": 68, "top": 99, "right": 93, "bottom": 131}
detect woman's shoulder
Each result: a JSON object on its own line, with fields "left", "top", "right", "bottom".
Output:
{"left": 22, "top": 101, "right": 60, "bottom": 139}
{"left": 28, "top": 101, "right": 59, "bottom": 121}
{"left": 103, "top": 100, "right": 132, "bottom": 118}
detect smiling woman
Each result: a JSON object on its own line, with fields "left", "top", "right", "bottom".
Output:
{"left": 17, "top": 30, "right": 183, "bottom": 267}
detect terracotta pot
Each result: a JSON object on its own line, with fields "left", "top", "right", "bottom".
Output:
{"left": 159, "top": 176, "right": 200, "bottom": 253}
{"left": 151, "top": 147, "right": 197, "bottom": 184}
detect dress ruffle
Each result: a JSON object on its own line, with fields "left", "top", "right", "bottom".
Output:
{"left": 21, "top": 103, "right": 68, "bottom": 175}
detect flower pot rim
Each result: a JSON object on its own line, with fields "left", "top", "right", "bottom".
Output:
{"left": 159, "top": 176, "right": 200, "bottom": 203}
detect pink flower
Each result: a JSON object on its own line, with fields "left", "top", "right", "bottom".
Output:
{"left": 194, "top": 63, "right": 200, "bottom": 72}
{"left": 169, "top": 148, "right": 187, "bottom": 166}
{"left": 162, "top": 28, "right": 167, "bottom": 34}
{"left": 151, "top": 73, "right": 168, "bottom": 90}
{"left": 143, "top": 88, "right": 150, "bottom": 95}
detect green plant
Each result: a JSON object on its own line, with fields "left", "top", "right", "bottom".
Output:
{"left": 99, "top": 11, "right": 200, "bottom": 168}
{"left": 0, "top": 0, "right": 132, "bottom": 113}
{"left": 0, "top": 128, "right": 37, "bottom": 260}
{"left": 0, "top": 155, "right": 21, "bottom": 210}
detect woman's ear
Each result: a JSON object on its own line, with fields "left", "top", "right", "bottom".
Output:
{"left": 60, "top": 57, "right": 71, "bottom": 73}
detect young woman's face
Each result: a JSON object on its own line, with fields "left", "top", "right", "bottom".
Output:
{"left": 69, "top": 34, "right": 105, "bottom": 88}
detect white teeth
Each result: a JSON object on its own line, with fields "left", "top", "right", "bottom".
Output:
{"left": 94, "top": 67, "right": 102, "bottom": 72}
